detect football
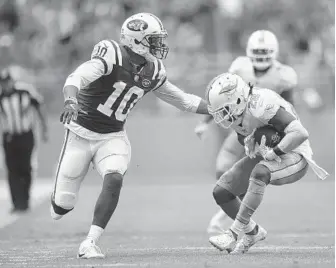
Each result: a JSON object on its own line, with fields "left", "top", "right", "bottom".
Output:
{"left": 253, "top": 125, "right": 285, "bottom": 148}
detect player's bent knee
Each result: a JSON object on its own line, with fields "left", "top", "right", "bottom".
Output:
{"left": 251, "top": 164, "right": 271, "bottom": 185}
{"left": 213, "top": 185, "right": 236, "bottom": 205}
{"left": 103, "top": 172, "right": 124, "bottom": 196}
{"left": 51, "top": 192, "right": 75, "bottom": 216}
{"left": 216, "top": 170, "right": 226, "bottom": 180}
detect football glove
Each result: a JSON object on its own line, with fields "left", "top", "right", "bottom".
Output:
{"left": 60, "top": 98, "right": 81, "bottom": 124}
{"left": 257, "top": 135, "right": 282, "bottom": 162}
{"left": 244, "top": 129, "right": 257, "bottom": 158}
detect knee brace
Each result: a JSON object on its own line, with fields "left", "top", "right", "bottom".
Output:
{"left": 213, "top": 185, "right": 236, "bottom": 205}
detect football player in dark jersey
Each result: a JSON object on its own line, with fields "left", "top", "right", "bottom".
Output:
{"left": 51, "top": 13, "right": 209, "bottom": 258}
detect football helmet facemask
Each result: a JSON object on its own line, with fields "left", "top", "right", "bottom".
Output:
{"left": 206, "top": 73, "right": 250, "bottom": 128}
{"left": 246, "top": 30, "right": 279, "bottom": 71}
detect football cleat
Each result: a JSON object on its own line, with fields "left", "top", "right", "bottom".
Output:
{"left": 77, "top": 239, "right": 105, "bottom": 259}
{"left": 209, "top": 230, "right": 237, "bottom": 253}
{"left": 231, "top": 225, "right": 267, "bottom": 254}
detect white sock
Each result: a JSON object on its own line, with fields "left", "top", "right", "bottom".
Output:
{"left": 86, "top": 225, "right": 104, "bottom": 243}
{"left": 244, "top": 219, "right": 257, "bottom": 234}
{"left": 230, "top": 219, "right": 246, "bottom": 236}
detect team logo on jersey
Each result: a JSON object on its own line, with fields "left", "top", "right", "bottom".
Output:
{"left": 127, "top": 19, "right": 148, "bottom": 32}
{"left": 271, "top": 132, "right": 281, "bottom": 144}
{"left": 142, "top": 79, "right": 151, "bottom": 88}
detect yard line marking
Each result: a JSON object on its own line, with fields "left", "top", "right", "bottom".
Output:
{"left": 124, "top": 245, "right": 334, "bottom": 251}
{"left": 23, "top": 265, "right": 149, "bottom": 268}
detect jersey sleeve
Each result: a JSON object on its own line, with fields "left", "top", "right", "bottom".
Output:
{"left": 153, "top": 80, "right": 201, "bottom": 112}
{"left": 248, "top": 92, "right": 280, "bottom": 124}
{"left": 90, "top": 40, "right": 120, "bottom": 75}
{"left": 228, "top": 56, "right": 248, "bottom": 75}
{"left": 280, "top": 65, "right": 298, "bottom": 91}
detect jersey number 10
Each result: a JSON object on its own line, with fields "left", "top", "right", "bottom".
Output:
{"left": 97, "top": 81, "right": 145, "bottom": 121}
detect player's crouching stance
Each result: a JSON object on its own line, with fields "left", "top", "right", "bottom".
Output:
{"left": 50, "top": 13, "right": 209, "bottom": 259}
{"left": 205, "top": 73, "right": 328, "bottom": 254}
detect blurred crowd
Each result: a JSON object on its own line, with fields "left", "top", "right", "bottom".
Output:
{"left": 0, "top": 0, "right": 334, "bottom": 113}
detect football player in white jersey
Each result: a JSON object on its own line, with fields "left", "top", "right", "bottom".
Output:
{"left": 194, "top": 30, "right": 299, "bottom": 234}
{"left": 206, "top": 73, "right": 328, "bottom": 254}
{"left": 51, "top": 13, "right": 209, "bottom": 259}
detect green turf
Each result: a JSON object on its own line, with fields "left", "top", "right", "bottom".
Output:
{"left": 0, "top": 175, "right": 334, "bottom": 268}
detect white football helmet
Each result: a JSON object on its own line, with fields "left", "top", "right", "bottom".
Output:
{"left": 206, "top": 73, "right": 250, "bottom": 128}
{"left": 120, "top": 13, "right": 169, "bottom": 60}
{"left": 246, "top": 30, "right": 279, "bottom": 70}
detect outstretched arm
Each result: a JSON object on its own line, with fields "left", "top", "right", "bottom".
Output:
{"left": 153, "top": 80, "right": 209, "bottom": 114}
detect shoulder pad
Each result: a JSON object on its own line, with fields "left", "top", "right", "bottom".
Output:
{"left": 279, "top": 64, "right": 298, "bottom": 90}
{"left": 229, "top": 56, "right": 251, "bottom": 74}
{"left": 91, "top": 39, "right": 122, "bottom": 75}
{"left": 248, "top": 89, "right": 280, "bottom": 123}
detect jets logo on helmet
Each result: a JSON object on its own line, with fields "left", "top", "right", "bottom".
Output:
{"left": 207, "top": 73, "right": 250, "bottom": 128}
{"left": 120, "top": 13, "right": 169, "bottom": 60}
{"left": 246, "top": 30, "right": 279, "bottom": 70}
{"left": 127, "top": 19, "right": 148, "bottom": 32}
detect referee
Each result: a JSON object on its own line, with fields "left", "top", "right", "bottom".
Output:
{"left": 0, "top": 67, "right": 48, "bottom": 213}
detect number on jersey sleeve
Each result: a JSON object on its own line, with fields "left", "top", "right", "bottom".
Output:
{"left": 91, "top": 40, "right": 122, "bottom": 75}
{"left": 249, "top": 93, "right": 280, "bottom": 123}
{"left": 97, "top": 82, "right": 145, "bottom": 121}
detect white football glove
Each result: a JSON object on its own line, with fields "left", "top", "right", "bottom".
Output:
{"left": 257, "top": 135, "right": 282, "bottom": 162}
{"left": 194, "top": 122, "right": 210, "bottom": 140}
{"left": 244, "top": 129, "right": 257, "bottom": 158}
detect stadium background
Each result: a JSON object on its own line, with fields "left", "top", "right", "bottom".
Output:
{"left": 0, "top": 0, "right": 333, "bottom": 179}
{"left": 0, "top": 1, "right": 334, "bottom": 267}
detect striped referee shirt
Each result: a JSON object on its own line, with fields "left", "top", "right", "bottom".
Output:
{"left": 0, "top": 82, "right": 43, "bottom": 135}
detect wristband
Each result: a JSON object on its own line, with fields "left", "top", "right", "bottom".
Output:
{"left": 65, "top": 97, "right": 78, "bottom": 104}
{"left": 273, "top": 145, "right": 285, "bottom": 156}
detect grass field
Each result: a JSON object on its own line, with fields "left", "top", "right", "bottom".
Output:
{"left": 0, "top": 172, "right": 334, "bottom": 268}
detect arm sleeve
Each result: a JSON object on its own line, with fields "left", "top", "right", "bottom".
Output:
{"left": 64, "top": 59, "right": 106, "bottom": 90}
{"left": 153, "top": 80, "right": 202, "bottom": 112}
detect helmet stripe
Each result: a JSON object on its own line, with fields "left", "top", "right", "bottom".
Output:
{"left": 147, "top": 13, "right": 164, "bottom": 31}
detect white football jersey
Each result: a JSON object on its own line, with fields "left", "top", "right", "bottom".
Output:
{"left": 231, "top": 87, "right": 312, "bottom": 158}
{"left": 229, "top": 56, "right": 297, "bottom": 95}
